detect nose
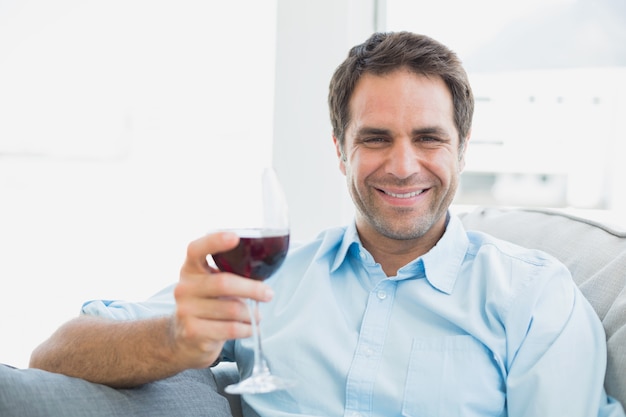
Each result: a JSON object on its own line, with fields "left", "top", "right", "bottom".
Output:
{"left": 386, "top": 139, "right": 420, "bottom": 179}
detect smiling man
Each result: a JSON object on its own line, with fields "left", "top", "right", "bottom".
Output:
{"left": 335, "top": 69, "right": 464, "bottom": 276}
{"left": 29, "top": 32, "right": 625, "bottom": 417}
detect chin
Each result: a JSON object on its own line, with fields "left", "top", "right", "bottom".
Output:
{"left": 373, "top": 222, "right": 431, "bottom": 241}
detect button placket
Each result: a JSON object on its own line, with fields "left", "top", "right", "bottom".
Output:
{"left": 344, "top": 280, "right": 397, "bottom": 417}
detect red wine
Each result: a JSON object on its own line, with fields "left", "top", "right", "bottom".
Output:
{"left": 212, "top": 229, "right": 289, "bottom": 281}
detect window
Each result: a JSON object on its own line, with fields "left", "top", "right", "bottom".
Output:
{"left": 385, "top": 0, "right": 626, "bottom": 212}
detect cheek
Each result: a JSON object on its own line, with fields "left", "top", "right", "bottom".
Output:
{"left": 347, "top": 151, "right": 378, "bottom": 175}
{"left": 343, "top": 159, "right": 366, "bottom": 192}
{"left": 426, "top": 155, "right": 460, "bottom": 184}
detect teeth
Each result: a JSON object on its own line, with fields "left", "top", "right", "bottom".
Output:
{"left": 384, "top": 190, "right": 423, "bottom": 198}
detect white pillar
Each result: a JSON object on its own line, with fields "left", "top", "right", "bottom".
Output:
{"left": 272, "top": 0, "right": 381, "bottom": 241}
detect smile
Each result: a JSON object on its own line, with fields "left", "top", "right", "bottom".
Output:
{"left": 381, "top": 189, "right": 425, "bottom": 199}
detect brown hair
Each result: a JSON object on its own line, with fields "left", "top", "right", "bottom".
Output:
{"left": 328, "top": 31, "right": 473, "bottom": 152}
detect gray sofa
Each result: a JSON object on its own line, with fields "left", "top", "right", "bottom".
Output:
{"left": 1, "top": 206, "right": 625, "bottom": 416}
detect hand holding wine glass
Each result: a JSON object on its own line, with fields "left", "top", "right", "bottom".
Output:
{"left": 211, "top": 167, "right": 291, "bottom": 394}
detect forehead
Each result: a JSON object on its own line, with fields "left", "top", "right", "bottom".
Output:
{"left": 347, "top": 69, "right": 456, "bottom": 138}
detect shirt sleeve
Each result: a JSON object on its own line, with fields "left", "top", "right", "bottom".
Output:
{"left": 80, "top": 284, "right": 176, "bottom": 320}
{"left": 505, "top": 260, "right": 625, "bottom": 416}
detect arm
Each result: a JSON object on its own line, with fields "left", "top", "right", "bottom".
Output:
{"left": 29, "top": 231, "right": 274, "bottom": 388}
{"left": 29, "top": 315, "right": 179, "bottom": 388}
{"left": 505, "top": 262, "right": 623, "bottom": 416}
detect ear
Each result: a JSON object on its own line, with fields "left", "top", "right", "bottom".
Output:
{"left": 458, "top": 131, "right": 470, "bottom": 172}
{"left": 333, "top": 134, "right": 347, "bottom": 176}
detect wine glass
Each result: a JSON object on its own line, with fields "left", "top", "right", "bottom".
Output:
{"left": 211, "top": 167, "right": 291, "bottom": 394}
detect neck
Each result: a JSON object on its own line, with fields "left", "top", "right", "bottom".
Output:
{"left": 357, "top": 216, "right": 447, "bottom": 277}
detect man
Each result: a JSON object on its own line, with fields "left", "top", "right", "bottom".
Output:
{"left": 29, "top": 32, "right": 624, "bottom": 416}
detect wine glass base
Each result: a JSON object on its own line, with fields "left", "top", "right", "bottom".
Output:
{"left": 224, "top": 373, "right": 293, "bottom": 395}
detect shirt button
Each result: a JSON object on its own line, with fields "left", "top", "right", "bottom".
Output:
{"left": 376, "top": 290, "right": 387, "bottom": 300}
{"left": 363, "top": 346, "right": 374, "bottom": 357}
{"left": 359, "top": 251, "right": 367, "bottom": 260}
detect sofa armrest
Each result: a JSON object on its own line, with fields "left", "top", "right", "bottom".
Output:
{"left": 212, "top": 362, "right": 243, "bottom": 417}
{"left": 0, "top": 364, "right": 234, "bottom": 417}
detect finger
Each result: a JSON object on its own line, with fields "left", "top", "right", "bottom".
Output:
{"left": 179, "top": 315, "right": 254, "bottom": 344}
{"left": 176, "top": 272, "right": 274, "bottom": 303}
{"left": 177, "top": 296, "right": 252, "bottom": 324}
{"left": 183, "top": 232, "right": 239, "bottom": 272}
{"left": 169, "top": 314, "right": 253, "bottom": 368}
{"left": 206, "top": 273, "right": 274, "bottom": 302}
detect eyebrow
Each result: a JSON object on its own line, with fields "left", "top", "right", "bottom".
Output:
{"left": 411, "top": 126, "right": 451, "bottom": 137}
{"left": 354, "top": 127, "right": 391, "bottom": 137}
{"left": 355, "top": 126, "right": 451, "bottom": 138}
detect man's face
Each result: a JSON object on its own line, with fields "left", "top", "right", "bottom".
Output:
{"left": 335, "top": 69, "right": 467, "bottom": 244}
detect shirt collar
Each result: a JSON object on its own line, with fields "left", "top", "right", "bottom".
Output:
{"left": 328, "top": 213, "right": 469, "bottom": 294}
{"left": 330, "top": 221, "right": 361, "bottom": 273}
{"left": 420, "top": 214, "right": 469, "bottom": 294}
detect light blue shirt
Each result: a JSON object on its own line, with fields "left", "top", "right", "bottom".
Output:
{"left": 82, "top": 214, "right": 625, "bottom": 417}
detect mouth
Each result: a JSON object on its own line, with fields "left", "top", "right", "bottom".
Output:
{"left": 378, "top": 188, "right": 428, "bottom": 200}
{"left": 381, "top": 189, "right": 426, "bottom": 199}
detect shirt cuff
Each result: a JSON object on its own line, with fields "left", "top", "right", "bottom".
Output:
{"left": 81, "top": 283, "right": 177, "bottom": 320}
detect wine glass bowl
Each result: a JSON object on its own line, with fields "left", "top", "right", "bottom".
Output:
{"left": 212, "top": 229, "right": 289, "bottom": 281}
{"left": 211, "top": 167, "right": 291, "bottom": 394}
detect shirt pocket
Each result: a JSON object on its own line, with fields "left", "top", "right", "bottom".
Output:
{"left": 401, "top": 335, "right": 505, "bottom": 417}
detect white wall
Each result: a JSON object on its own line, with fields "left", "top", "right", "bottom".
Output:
{"left": 0, "top": 0, "right": 278, "bottom": 368}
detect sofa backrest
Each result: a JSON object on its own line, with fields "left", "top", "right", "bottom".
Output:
{"left": 460, "top": 206, "right": 626, "bottom": 406}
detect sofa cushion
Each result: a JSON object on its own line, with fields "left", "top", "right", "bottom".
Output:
{"left": 0, "top": 365, "right": 233, "bottom": 417}
{"left": 459, "top": 206, "right": 626, "bottom": 407}
{"left": 212, "top": 362, "right": 243, "bottom": 417}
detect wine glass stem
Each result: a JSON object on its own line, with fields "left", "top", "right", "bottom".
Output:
{"left": 248, "top": 299, "right": 270, "bottom": 376}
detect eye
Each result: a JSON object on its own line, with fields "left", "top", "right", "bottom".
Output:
{"left": 416, "top": 136, "right": 446, "bottom": 148}
{"left": 361, "top": 137, "right": 390, "bottom": 147}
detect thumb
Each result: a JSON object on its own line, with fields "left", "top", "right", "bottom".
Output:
{"left": 184, "top": 232, "right": 239, "bottom": 272}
